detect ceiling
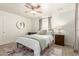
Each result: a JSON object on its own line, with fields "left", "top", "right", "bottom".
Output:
{"left": 0, "top": 3, "right": 75, "bottom": 19}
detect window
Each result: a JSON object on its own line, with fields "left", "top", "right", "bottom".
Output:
{"left": 39, "top": 16, "right": 52, "bottom": 30}
{"left": 41, "top": 18, "right": 48, "bottom": 30}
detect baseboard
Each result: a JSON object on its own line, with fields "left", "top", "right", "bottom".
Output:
{"left": 0, "top": 42, "right": 15, "bottom": 46}
{"left": 65, "top": 43, "right": 73, "bottom": 48}
{"left": 74, "top": 50, "right": 78, "bottom": 53}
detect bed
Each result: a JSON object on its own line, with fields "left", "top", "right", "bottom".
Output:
{"left": 16, "top": 30, "right": 54, "bottom": 56}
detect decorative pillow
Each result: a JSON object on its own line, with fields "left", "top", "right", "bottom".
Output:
{"left": 37, "top": 30, "right": 47, "bottom": 35}
{"left": 47, "top": 29, "right": 54, "bottom": 35}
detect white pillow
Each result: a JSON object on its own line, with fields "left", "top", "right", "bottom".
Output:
{"left": 37, "top": 30, "right": 47, "bottom": 35}
{"left": 47, "top": 30, "right": 54, "bottom": 35}
{"left": 37, "top": 29, "right": 54, "bottom": 35}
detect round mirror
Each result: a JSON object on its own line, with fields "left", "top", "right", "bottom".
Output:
{"left": 16, "top": 21, "right": 25, "bottom": 29}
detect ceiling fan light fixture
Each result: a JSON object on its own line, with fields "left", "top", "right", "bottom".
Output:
{"left": 24, "top": 3, "right": 42, "bottom": 14}
{"left": 31, "top": 11, "right": 36, "bottom": 14}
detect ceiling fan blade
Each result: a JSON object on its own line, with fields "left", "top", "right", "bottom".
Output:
{"left": 26, "top": 3, "right": 32, "bottom": 6}
{"left": 25, "top": 3, "right": 34, "bottom": 9}
{"left": 35, "top": 5, "right": 41, "bottom": 9}
{"left": 25, "top": 4, "right": 32, "bottom": 9}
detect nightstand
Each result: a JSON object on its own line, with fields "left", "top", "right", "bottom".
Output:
{"left": 55, "top": 34, "right": 64, "bottom": 46}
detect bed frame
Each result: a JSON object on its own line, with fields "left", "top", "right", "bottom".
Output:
{"left": 16, "top": 40, "right": 54, "bottom": 55}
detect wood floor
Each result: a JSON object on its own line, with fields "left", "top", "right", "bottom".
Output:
{"left": 0, "top": 42, "right": 79, "bottom": 56}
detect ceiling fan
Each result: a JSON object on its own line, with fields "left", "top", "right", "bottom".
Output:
{"left": 24, "top": 3, "right": 42, "bottom": 14}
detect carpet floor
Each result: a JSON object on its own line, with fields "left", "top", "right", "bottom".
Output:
{"left": 0, "top": 42, "right": 79, "bottom": 56}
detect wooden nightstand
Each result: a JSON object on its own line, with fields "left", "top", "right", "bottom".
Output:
{"left": 55, "top": 34, "right": 64, "bottom": 46}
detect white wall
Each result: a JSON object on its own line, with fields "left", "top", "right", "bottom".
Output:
{"left": 64, "top": 19, "right": 75, "bottom": 47}
{"left": 0, "top": 10, "right": 32, "bottom": 45}
{"left": 77, "top": 5, "right": 79, "bottom": 51}
{"left": 52, "top": 10, "right": 75, "bottom": 47}
{"left": 32, "top": 10, "right": 75, "bottom": 47}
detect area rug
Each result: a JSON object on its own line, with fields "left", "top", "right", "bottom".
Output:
{"left": 4, "top": 47, "right": 63, "bottom": 56}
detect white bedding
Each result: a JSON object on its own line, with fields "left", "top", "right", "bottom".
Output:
{"left": 16, "top": 34, "right": 54, "bottom": 56}
{"left": 32, "top": 34, "right": 53, "bottom": 45}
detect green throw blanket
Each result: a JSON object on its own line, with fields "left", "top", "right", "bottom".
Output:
{"left": 25, "top": 35, "right": 47, "bottom": 50}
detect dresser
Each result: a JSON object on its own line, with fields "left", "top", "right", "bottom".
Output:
{"left": 55, "top": 34, "right": 64, "bottom": 46}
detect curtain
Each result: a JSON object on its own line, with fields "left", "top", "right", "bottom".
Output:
{"left": 48, "top": 17, "right": 52, "bottom": 30}
{"left": 39, "top": 19, "right": 42, "bottom": 30}
{"left": 39, "top": 16, "right": 52, "bottom": 30}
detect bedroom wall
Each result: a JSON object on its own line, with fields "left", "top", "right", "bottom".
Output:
{"left": 52, "top": 10, "right": 75, "bottom": 47}
{"left": 32, "top": 10, "right": 75, "bottom": 48}
{"left": 77, "top": 4, "right": 79, "bottom": 51}
{"left": 0, "top": 10, "right": 32, "bottom": 45}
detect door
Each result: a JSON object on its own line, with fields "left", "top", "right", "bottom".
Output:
{"left": 0, "top": 14, "right": 3, "bottom": 45}
{"left": 0, "top": 14, "right": 9, "bottom": 45}
{"left": 0, "top": 13, "right": 15, "bottom": 45}
{"left": 3, "top": 14, "right": 15, "bottom": 44}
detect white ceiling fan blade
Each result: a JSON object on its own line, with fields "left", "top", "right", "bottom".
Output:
{"left": 35, "top": 5, "right": 41, "bottom": 9}
{"left": 25, "top": 3, "right": 34, "bottom": 9}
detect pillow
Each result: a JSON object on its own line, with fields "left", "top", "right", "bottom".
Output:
{"left": 47, "top": 29, "right": 54, "bottom": 35}
{"left": 37, "top": 30, "right": 47, "bottom": 35}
